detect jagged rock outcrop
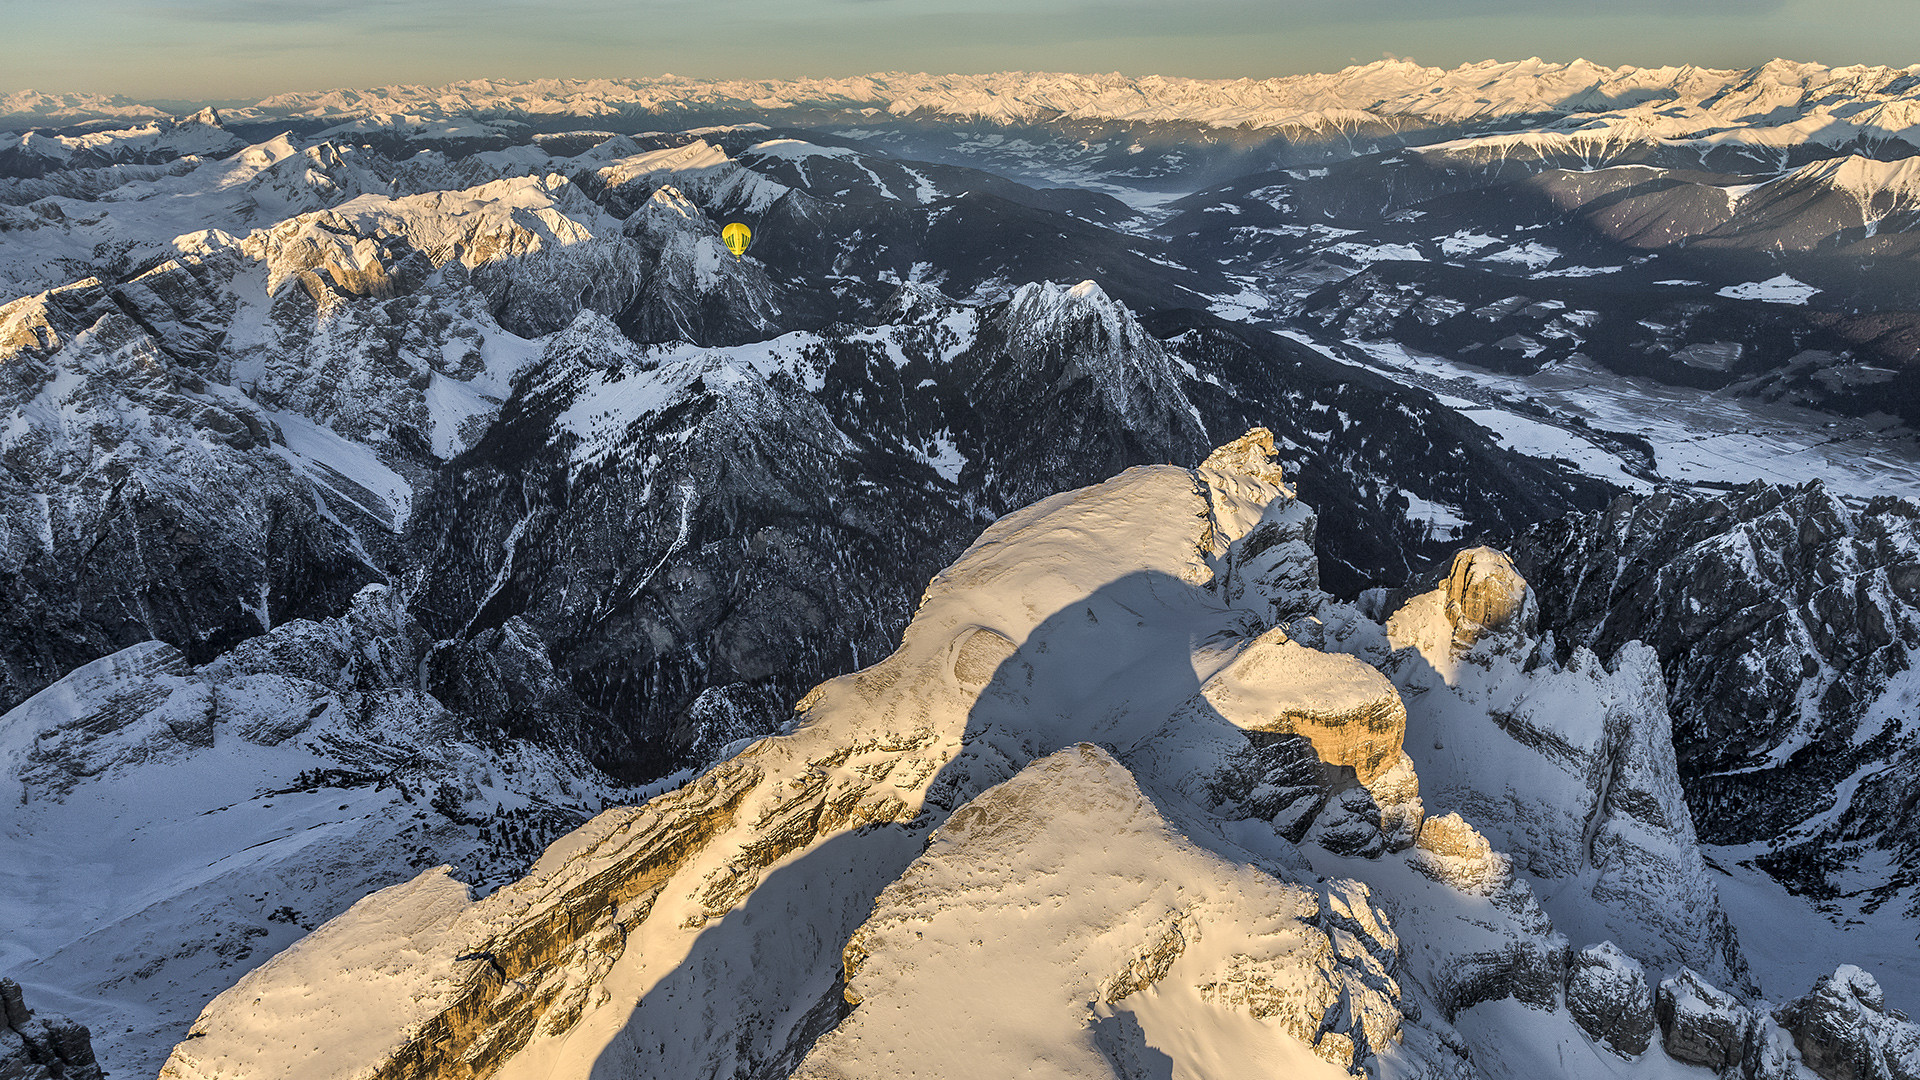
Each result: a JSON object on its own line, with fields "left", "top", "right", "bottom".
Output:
{"left": 1442, "top": 546, "right": 1537, "bottom": 652}
{"left": 1204, "top": 429, "right": 1321, "bottom": 620}
{"left": 1398, "top": 808, "right": 1566, "bottom": 1018}
{"left": 1510, "top": 484, "right": 1920, "bottom": 910}
{"left": 1, "top": 979, "right": 101, "bottom": 1080}
{"left": 1566, "top": 942, "right": 1656, "bottom": 1057}
{"left": 1778, "top": 966, "right": 1920, "bottom": 1080}
{"left": 800, "top": 744, "right": 1470, "bottom": 1079}
{"left": 1146, "top": 626, "right": 1423, "bottom": 855}
{"left": 158, "top": 433, "right": 1492, "bottom": 1080}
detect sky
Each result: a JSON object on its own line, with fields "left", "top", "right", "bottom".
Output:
{"left": 5, "top": 0, "right": 1918, "bottom": 101}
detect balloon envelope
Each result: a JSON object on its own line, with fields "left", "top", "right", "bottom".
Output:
{"left": 721, "top": 222, "right": 752, "bottom": 258}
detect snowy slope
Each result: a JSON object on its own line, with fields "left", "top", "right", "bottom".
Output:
{"left": 7, "top": 59, "right": 1920, "bottom": 1080}
{"left": 155, "top": 433, "right": 1913, "bottom": 1080}
{"left": 193, "top": 61, "right": 1920, "bottom": 148}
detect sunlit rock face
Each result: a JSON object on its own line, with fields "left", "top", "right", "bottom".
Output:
{"left": 1778, "top": 967, "right": 1920, "bottom": 1080}
{"left": 1146, "top": 628, "right": 1424, "bottom": 857}
{"left": 1441, "top": 546, "right": 1536, "bottom": 652}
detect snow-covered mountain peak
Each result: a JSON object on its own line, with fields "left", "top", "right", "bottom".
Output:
{"left": 539, "top": 308, "right": 648, "bottom": 374}
{"left": 1788, "top": 153, "right": 1920, "bottom": 211}
{"left": 0, "top": 89, "right": 169, "bottom": 124}
{"left": 876, "top": 278, "right": 963, "bottom": 325}
{"left": 799, "top": 742, "right": 1424, "bottom": 1080}
{"left": 231, "top": 172, "right": 643, "bottom": 334}
{"left": 1004, "top": 278, "right": 1140, "bottom": 343}
{"left": 228, "top": 134, "right": 301, "bottom": 178}
{"left": 618, "top": 182, "right": 783, "bottom": 345}
{"left": 995, "top": 279, "right": 1179, "bottom": 397}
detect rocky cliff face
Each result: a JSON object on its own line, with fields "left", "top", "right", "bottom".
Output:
{"left": 0, "top": 584, "right": 637, "bottom": 1076}
{"left": 1509, "top": 484, "right": 1920, "bottom": 917}
{"left": 1778, "top": 966, "right": 1920, "bottom": 1080}
{"left": 1, "top": 979, "right": 101, "bottom": 1080}
{"left": 1370, "top": 546, "right": 1751, "bottom": 990}
{"left": 0, "top": 275, "right": 385, "bottom": 710}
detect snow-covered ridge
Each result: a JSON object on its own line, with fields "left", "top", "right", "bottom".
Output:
{"left": 1786, "top": 153, "right": 1920, "bottom": 212}
{"left": 152, "top": 430, "right": 1913, "bottom": 1080}
{"left": 154, "top": 431, "right": 1323, "bottom": 1080}
{"left": 4, "top": 112, "right": 239, "bottom": 169}
{"left": 29, "top": 59, "right": 1911, "bottom": 142}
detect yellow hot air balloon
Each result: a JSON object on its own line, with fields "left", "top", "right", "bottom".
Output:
{"left": 721, "top": 222, "right": 752, "bottom": 260}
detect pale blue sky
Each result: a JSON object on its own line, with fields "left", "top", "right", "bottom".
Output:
{"left": 6, "top": 0, "right": 1917, "bottom": 100}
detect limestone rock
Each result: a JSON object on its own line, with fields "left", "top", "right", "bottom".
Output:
{"left": 1199, "top": 426, "right": 1289, "bottom": 488}
{"left": 1566, "top": 942, "right": 1656, "bottom": 1057}
{"left": 1410, "top": 812, "right": 1509, "bottom": 894}
{"left": 1144, "top": 625, "right": 1423, "bottom": 855}
{"left": 156, "top": 442, "right": 1467, "bottom": 1080}
{"left": 1777, "top": 966, "right": 1920, "bottom": 1080}
{"left": 1201, "top": 434, "right": 1319, "bottom": 620}
{"left": 1657, "top": 967, "right": 1753, "bottom": 1070}
{"left": 0, "top": 979, "right": 102, "bottom": 1080}
{"left": 1204, "top": 629, "right": 1410, "bottom": 787}
{"left": 1443, "top": 545, "right": 1536, "bottom": 652}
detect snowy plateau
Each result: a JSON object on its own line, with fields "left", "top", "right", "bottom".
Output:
{"left": 1, "top": 58, "right": 1919, "bottom": 1080}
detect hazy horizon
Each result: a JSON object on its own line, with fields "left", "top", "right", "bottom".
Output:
{"left": 5, "top": 0, "right": 1917, "bottom": 101}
